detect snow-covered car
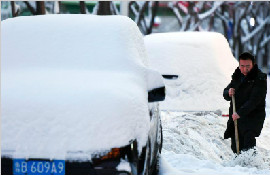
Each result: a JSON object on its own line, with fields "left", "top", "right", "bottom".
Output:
{"left": 1, "top": 15, "right": 165, "bottom": 175}
{"left": 144, "top": 32, "right": 238, "bottom": 113}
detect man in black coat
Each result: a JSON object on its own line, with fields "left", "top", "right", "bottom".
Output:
{"left": 223, "top": 52, "right": 267, "bottom": 153}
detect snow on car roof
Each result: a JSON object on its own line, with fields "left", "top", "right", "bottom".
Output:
{"left": 2, "top": 14, "right": 148, "bottom": 71}
{"left": 144, "top": 32, "right": 238, "bottom": 112}
{"left": 1, "top": 15, "right": 158, "bottom": 160}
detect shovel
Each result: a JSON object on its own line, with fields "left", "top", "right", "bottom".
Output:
{"left": 232, "top": 95, "right": 240, "bottom": 155}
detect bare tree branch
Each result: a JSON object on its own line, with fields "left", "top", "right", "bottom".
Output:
{"left": 242, "top": 17, "right": 270, "bottom": 43}
{"left": 198, "top": 1, "right": 223, "bottom": 20}
{"left": 23, "top": 1, "right": 36, "bottom": 15}
{"left": 11, "top": 1, "right": 19, "bottom": 17}
{"left": 97, "top": 1, "right": 114, "bottom": 15}
{"left": 146, "top": 1, "right": 159, "bottom": 34}
{"left": 80, "top": 1, "right": 86, "bottom": 14}
{"left": 36, "top": 1, "right": 46, "bottom": 15}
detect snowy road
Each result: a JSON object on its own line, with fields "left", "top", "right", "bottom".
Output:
{"left": 159, "top": 111, "right": 270, "bottom": 175}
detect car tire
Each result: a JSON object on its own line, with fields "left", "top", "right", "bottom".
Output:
{"left": 138, "top": 139, "right": 151, "bottom": 175}
{"left": 144, "top": 141, "right": 151, "bottom": 175}
{"left": 152, "top": 124, "right": 162, "bottom": 175}
{"left": 159, "top": 123, "right": 163, "bottom": 153}
{"left": 151, "top": 151, "right": 160, "bottom": 175}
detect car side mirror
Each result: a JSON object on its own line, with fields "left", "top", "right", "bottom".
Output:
{"left": 146, "top": 68, "right": 166, "bottom": 102}
{"left": 162, "top": 75, "right": 178, "bottom": 80}
{"left": 148, "top": 86, "right": 165, "bottom": 102}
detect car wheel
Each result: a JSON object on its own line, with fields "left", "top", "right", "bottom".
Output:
{"left": 144, "top": 141, "right": 151, "bottom": 175}
{"left": 159, "top": 123, "right": 163, "bottom": 153}
{"left": 152, "top": 124, "right": 162, "bottom": 175}
{"left": 138, "top": 139, "right": 151, "bottom": 175}
{"left": 151, "top": 151, "right": 160, "bottom": 175}
{"left": 150, "top": 122, "right": 162, "bottom": 175}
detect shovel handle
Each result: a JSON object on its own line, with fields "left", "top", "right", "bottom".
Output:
{"left": 232, "top": 95, "right": 240, "bottom": 155}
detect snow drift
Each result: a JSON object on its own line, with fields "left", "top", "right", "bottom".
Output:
{"left": 160, "top": 111, "right": 270, "bottom": 175}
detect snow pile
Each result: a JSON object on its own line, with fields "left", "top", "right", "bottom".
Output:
{"left": 161, "top": 111, "right": 232, "bottom": 163}
{"left": 1, "top": 15, "right": 164, "bottom": 160}
{"left": 116, "top": 159, "right": 131, "bottom": 172}
{"left": 160, "top": 111, "right": 270, "bottom": 175}
{"left": 224, "top": 148, "right": 270, "bottom": 170}
{"left": 144, "top": 32, "right": 239, "bottom": 112}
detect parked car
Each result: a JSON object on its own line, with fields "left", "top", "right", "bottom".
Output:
{"left": 144, "top": 32, "right": 238, "bottom": 113}
{"left": 1, "top": 15, "right": 165, "bottom": 175}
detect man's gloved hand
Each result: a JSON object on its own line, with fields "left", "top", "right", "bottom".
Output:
{"left": 232, "top": 112, "right": 240, "bottom": 121}
{"left": 229, "top": 88, "right": 235, "bottom": 97}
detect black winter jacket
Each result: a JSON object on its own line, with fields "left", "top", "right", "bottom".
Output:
{"left": 223, "top": 64, "right": 267, "bottom": 139}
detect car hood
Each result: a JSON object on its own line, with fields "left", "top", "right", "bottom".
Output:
{"left": 1, "top": 69, "right": 150, "bottom": 160}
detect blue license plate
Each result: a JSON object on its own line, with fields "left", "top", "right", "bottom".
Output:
{"left": 13, "top": 159, "right": 65, "bottom": 175}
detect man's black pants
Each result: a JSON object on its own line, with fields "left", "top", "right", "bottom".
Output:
{"left": 231, "top": 130, "right": 256, "bottom": 153}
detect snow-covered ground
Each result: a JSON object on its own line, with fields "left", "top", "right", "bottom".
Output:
{"left": 158, "top": 77, "right": 270, "bottom": 175}
{"left": 160, "top": 111, "right": 270, "bottom": 175}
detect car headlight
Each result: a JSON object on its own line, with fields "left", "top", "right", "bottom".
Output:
{"left": 100, "top": 148, "right": 121, "bottom": 160}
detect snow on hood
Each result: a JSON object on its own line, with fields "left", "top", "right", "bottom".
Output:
{"left": 1, "top": 15, "right": 164, "bottom": 159}
{"left": 2, "top": 69, "right": 149, "bottom": 159}
{"left": 144, "top": 32, "right": 239, "bottom": 112}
